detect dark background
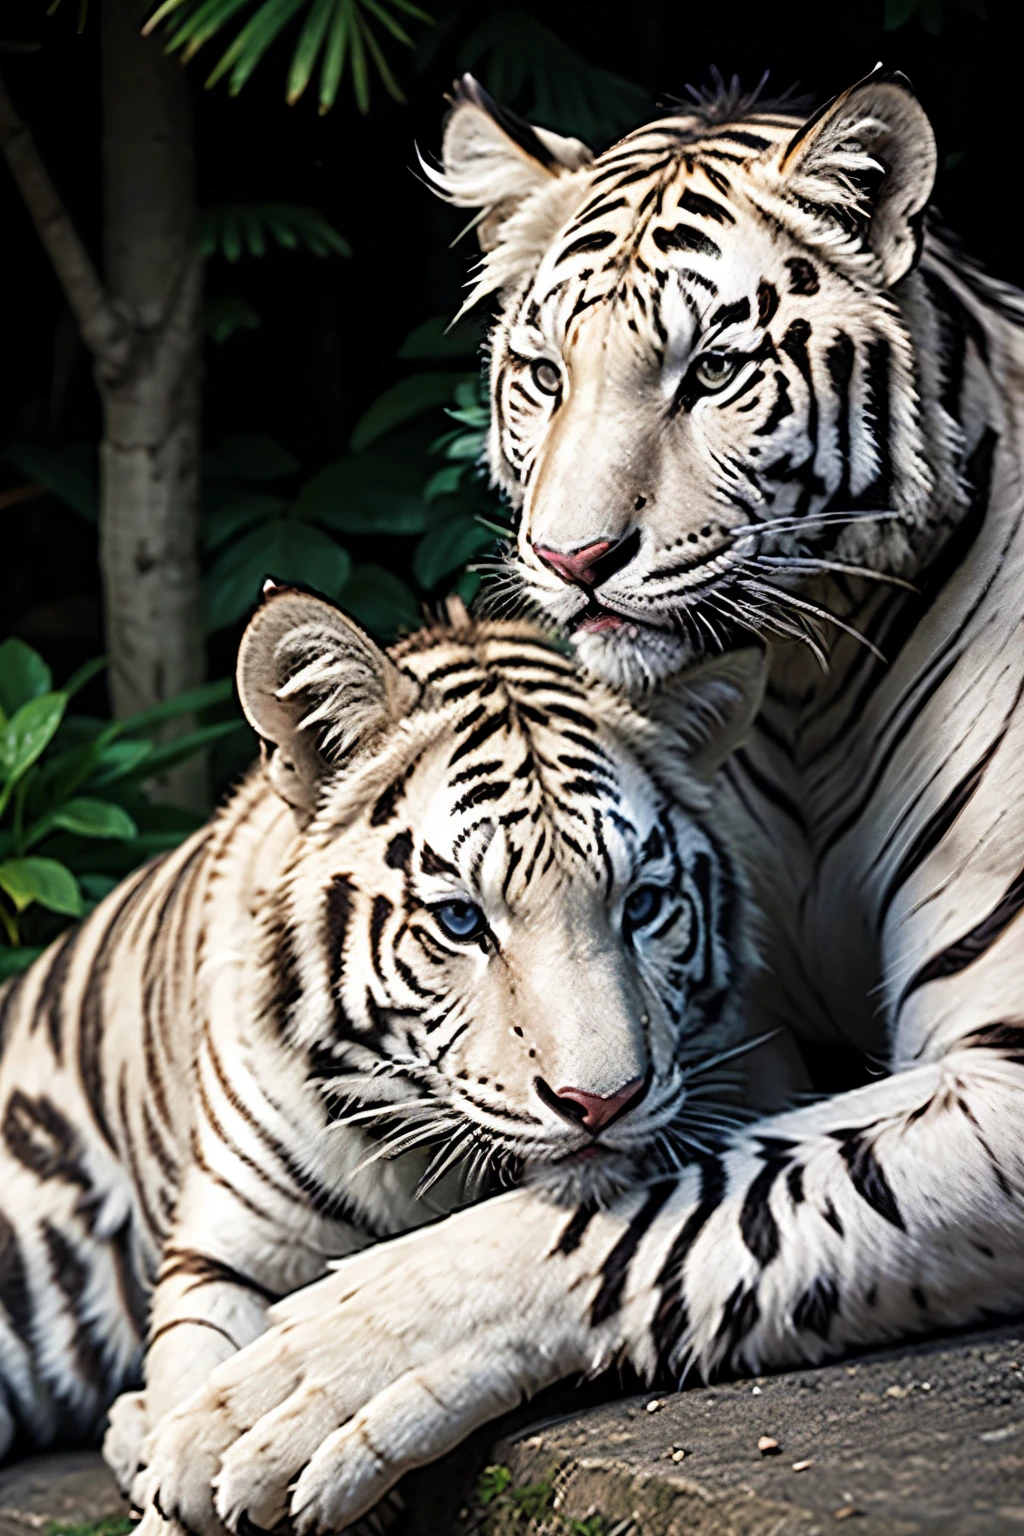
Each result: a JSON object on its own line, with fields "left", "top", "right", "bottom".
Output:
{"left": 1, "top": 0, "right": 1017, "bottom": 687}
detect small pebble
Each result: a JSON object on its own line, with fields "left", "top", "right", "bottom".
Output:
{"left": 751, "top": 1384, "right": 762, "bottom": 1395}
{"left": 646, "top": 1398, "right": 663, "bottom": 1413}
{"left": 833, "top": 1506, "right": 862, "bottom": 1521}
{"left": 671, "top": 1448, "right": 687, "bottom": 1462}
{"left": 758, "top": 1435, "right": 781, "bottom": 1455}
{"left": 792, "top": 1459, "right": 813, "bottom": 1472}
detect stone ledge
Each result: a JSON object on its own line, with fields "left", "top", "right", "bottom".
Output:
{"left": 4, "top": 1323, "right": 1024, "bottom": 1536}
{"left": 436, "top": 1321, "right": 1024, "bottom": 1535}
{"left": 0, "top": 1450, "right": 126, "bottom": 1536}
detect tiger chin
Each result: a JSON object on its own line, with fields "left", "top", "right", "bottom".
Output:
{"left": 0, "top": 580, "right": 766, "bottom": 1488}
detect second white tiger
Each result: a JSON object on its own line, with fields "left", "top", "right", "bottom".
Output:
{"left": 0, "top": 585, "right": 764, "bottom": 1505}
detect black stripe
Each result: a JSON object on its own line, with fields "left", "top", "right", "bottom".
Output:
{"left": 653, "top": 224, "right": 722, "bottom": 260}
{"left": 876, "top": 719, "right": 1011, "bottom": 932}
{"left": 0, "top": 969, "right": 29, "bottom": 1054}
{"left": 899, "top": 862, "right": 1024, "bottom": 1012}
{"left": 680, "top": 188, "right": 734, "bottom": 225}
{"left": 753, "top": 372, "right": 792, "bottom": 437}
{"left": 738, "top": 1149, "right": 789, "bottom": 1266}
{"left": 591, "top": 1180, "right": 675, "bottom": 1325}
{"left": 826, "top": 333, "right": 854, "bottom": 506}
{"left": 0, "top": 1210, "right": 32, "bottom": 1343}
{"left": 553, "top": 1200, "right": 597, "bottom": 1256}
{"left": 78, "top": 856, "right": 167, "bottom": 1150}
{"left": 709, "top": 297, "right": 750, "bottom": 331}
{"left": 793, "top": 1274, "right": 840, "bottom": 1339}
{"left": 3, "top": 1090, "right": 90, "bottom": 1188}
{"left": 556, "top": 230, "right": 617, "bottom": 264}
{"left": 830, "top": 1127, "right": 905, "bottom": 1230}
{"left": 651, "top": 1156, "right": 725, "bottom": 1366}
{"left": 370, "top": 894, "right": 393, "bottom": 986}
{"left": 447, "top": 707, "right": 510, "bottom": 768}
{"left": 32, "top": 924, "right": 79, "bottom": 1062}
{"left": 324, "top": 874, "right": 356, "bottom": 1034}
{"left": 41, "top": 1220, "right": 106, "bottom": 1393}
{"left": 159, "top": 1246, "right": 283, "bottom": 1303}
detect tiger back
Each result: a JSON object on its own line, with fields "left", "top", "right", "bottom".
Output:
{"left": 0, "top": 586, "right": 764, "bottom": 1464}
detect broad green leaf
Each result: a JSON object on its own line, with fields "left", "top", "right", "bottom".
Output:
{"left": 0, "top": 693, "right": 68, "bottom": 788}
{"left": 0, "top": 639, "right": 52, "bottom": 720}
{"left": 46, "top": 798, "right": 138, "bottom": 842}
{"left": 398, "top": 315, "right": 484, "bottom": 361}
{"left": 217, "top": 435, "right": 301, "bottom": 482}
{"left": 205, "top": 295, "right": 262, "bottom": 342}
{"left": 423, "top": 464, "right": 465, "bottom": 503}
{"left": 87, "top": 741, "right": 156, "bottom": 788}
{"left": 0, "top": 858, "right": 81, "bottom": 916}
{"left": 0, "top": 946, "right": 43, "bottom": 981}
{"left": 1, "top": 441, "right": 98, "bottom": 521}
{"left": 441, "top": 431, "right": 485, "bottom": 462}
{"left": 120, "top": 720, "right": 246, "bottom": 783}
{"left": 349, "top": 373, "right": 472, "bottom": 452}
{"left": 292, "top": 454, "right": 429, "bottom": 535}
{"left": 201, "top": 493, "right": 288, "bottom": 552}
{"left": 340, "top": 563, "right": 419, "bottom": 638}
{"left": 109, "top": 678, "right": 236, "bottom": 738}
{"left": 204, "top": 520, "right": 352, "bottom": 631}
{"left": 413, "top": 514, "right": 496, "bottom": 590}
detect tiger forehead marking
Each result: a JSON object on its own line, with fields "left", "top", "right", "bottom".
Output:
{"left": 430, "top": 72, "right": 953, "bottom": 690}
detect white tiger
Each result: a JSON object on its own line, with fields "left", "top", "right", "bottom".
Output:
{"left": 0, "top": 585, "right": 765, "bottom": 1510}
{"left": 136, "top": 68, "right": 1024, "bottom": 1536}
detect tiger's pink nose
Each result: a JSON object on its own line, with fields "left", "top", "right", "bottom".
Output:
{"left": 533, "top": 540, "right": 613, "bottom": 587}
{"left": 554, "top": 1077, "right": 647, "bottom": 1130}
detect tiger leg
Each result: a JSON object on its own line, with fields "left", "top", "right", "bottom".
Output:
{"left": 0, "top": 1132, "right": 144, "bottom": 1459}
{"left": 107, "top": 1165, "right": 284, "bottom": 1506}
{"left": 140, "top": 1038, "right": 1024, "bottom": 1534}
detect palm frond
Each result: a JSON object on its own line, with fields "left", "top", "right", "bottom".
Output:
{"left": 144, "top": 0, "right": 431, "bottom": 113}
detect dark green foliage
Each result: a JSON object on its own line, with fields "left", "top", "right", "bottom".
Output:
{"left": 201, "top": 324, "right": 502, "bottom": 636}
{"left": 145, "top": 0, "right": 432, "bottom": 113}
{"left": 0, "top": 639, "right": 244, "bottom": 976}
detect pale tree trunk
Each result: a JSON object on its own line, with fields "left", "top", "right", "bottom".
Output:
{"left": 0, "top": 8, "right": 207, "bottom": 809}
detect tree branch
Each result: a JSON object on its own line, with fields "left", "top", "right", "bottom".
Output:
{"left": 0, "top": 65, "right": 132, "bottom": 374}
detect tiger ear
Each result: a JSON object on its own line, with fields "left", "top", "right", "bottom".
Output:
{"left": 423, "top": 74, "right": 592, "bottom": 261}
{"left": 635, "top": 649, "right": 767, "bottom": 782}
{"left": 777, "top": 69, "right": 936, "bottom": 287}
{"left": 237, "top": 583, "right": 420, "bottom": 811}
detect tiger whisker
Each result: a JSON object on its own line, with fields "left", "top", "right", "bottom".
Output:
{"left": 414, "top": 1128, "right": 480, "bottom": 1201}
{"left": 738, "top": 575, "right": 886, "bottom": 660}
{"left": 684, "top": 1030, "right": 780, "bottom": 1081}
{"left": 349, "top": 1118, "right": 456, "bottom": 1175}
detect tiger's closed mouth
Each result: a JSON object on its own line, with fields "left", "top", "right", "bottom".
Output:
{"left": 570, "top": 597, "right": 662, "bottom": 637}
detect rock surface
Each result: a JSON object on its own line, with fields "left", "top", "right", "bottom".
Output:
{"left": 0, "top": 1450, "right": 126, "bottom": 1536}
{"left": 6, "top": 1323, "right": 1024, "bottom": 1536}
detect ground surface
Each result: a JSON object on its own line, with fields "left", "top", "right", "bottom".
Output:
{"left": 7, "top": 1323, "right": 1024, "bottom": 1535}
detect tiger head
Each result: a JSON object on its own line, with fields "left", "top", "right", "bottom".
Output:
{"left": 238, "top": 587, "right": 763, "bottom": 1202}
{"left": 428, "top": 70, "right": 956, "bottom": 688}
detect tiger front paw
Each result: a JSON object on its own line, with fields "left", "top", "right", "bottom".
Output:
{"left": 157, "top": 1191, "right": 600, "bottom": 1534}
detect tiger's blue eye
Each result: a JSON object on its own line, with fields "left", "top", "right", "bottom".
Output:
{"left": 434, "top": 900, "right": 486, "bottom": 941}
{"left": 623, "top": 885, "right": 665, "bottom": 933}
